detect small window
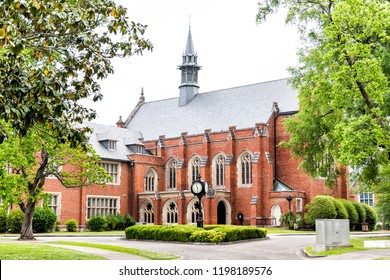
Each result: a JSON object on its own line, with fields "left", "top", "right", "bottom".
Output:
{"left": 359, "top": 192, "right": 374, "bottom": 207}
{"left": 108, "top": 140, "right": 117, "bottom": 151}
{"left": 296, "top": 198, "right": 303, "bottom": 212}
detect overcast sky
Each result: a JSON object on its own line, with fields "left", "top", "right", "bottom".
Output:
{"left": 91, "top": 0, "right": 301, "bottom": 125}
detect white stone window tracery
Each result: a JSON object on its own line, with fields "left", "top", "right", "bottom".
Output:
{"left": 238, "top": 152, "right": 252, "bottom": 186}
{"left": 164, "top": 200, "right": 178, "bottom": 224}
{"left": 144, "top": 168, "right": 157, "bottom": 192}
{"left": 140, "top": 201, "right": 154, "bottom": 224}
{"left": 166, "top": 159, "right": 177, "bottom": 190}
{"left": 189, "top": 156, "right": 201, "bottom": 187}
{"left": 213, "top": 154, "right": 226, "bottom": 187}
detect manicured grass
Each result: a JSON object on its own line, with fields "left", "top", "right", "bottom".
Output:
{"left": 306, "top": 237, "right": 390, "bottom": 257}
{"left": 0, "top": 243, "right": 106, "bottom": 260}
{"left": 51, "top": 241, "right": 180, "bottom": 260}
{"left": 0, "top": 231, "right": 125, "bottom": 237}
{"left": 264, "top": 227, "right": 315, "bottom": 235}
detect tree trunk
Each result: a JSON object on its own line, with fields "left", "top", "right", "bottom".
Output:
{"left": 19, "top": 199, "right": 36, "bottom": 240}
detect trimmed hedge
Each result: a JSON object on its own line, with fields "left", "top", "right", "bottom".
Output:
{"left": 360, "top": 203, "right": 378, "bottom": 231}
{"left": 351, "top": 201, "right": 366, "bottom": 230}
{"left": 125, "top": 225, "right": 267, "bottom": 244}
{"left": 303, "top": 195, "right": 337, "bottom": 228}
{"left": 333, "top": 199, "right": 348, "bottom": 220}
{"left": 339, "top": 199, "right": 359, "bottom": 230}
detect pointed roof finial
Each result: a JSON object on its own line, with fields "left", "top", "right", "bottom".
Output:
{"left": 116, "top": 115, "right": 125, "bottom": 128}
{"left": 139, "top": 87, "right": 145, "bottom": 102}
{"left": 185, "top": 23, "right": 195, "bottom": 55}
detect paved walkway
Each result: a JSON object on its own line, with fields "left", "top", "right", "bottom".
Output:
{"left": 1, "top": 232, "right": 389, "bottom": 260}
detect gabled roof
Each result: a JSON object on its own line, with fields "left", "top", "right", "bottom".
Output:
{"left": 125, "top": 78, "right": 298, "bottom": 140}
{"left": 273, "top": 179, "right": 294, "bottom": 191}
{"left": 85, "top": 122, "right": 143, "bottom": 162}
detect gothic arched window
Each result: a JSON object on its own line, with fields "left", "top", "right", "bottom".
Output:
{"left": 166, "top": 159, "right": 177, "bottom": 190}
{"left": 140, "top": 201, "right": 154, "bottom": 224}
{"left": 163, "top": 200, "right": 178, "bottom": 224}
{"left": 144, "top": 168, "right": 157, "bottom": 192}
{"left": 213, "top": 154, "right": 226, "bottom": 187}
{"left": 189, "top": 156, "right": 201, "bottom": 186}
{"left": 238, "top": 152, "right": 252, "bottom": 186}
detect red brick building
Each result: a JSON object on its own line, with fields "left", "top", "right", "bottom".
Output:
{"left": 43, "top": 27, "right": 349, "bottom": 228}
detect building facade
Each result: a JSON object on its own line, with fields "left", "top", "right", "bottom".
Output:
{"left": 43, "top": 27, "right": 349, "bottom": 228}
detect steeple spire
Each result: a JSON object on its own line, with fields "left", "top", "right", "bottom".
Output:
{"left": 178, "top": 24, "right": 201, "bottom": 106}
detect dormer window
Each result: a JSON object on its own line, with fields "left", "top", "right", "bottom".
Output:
{"left": 108, "top": 140, "right": 117, "bottom": 151}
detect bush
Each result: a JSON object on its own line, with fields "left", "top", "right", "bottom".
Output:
{"left": 339, "top": 199, "right": 359, "bottom": 230}
{"left": 65, "top": 219, "right": 78, "bottom": 232}
{"left": 106, "top": 214, "right": 125, "bottom": 231}
{"left": 333, "top": 199, "right": 349, "bottom": 220}
{"left": 123, "top": 213, "right": 136, "bottom": 228}
{"left": 189, "top": 230, "right": 226, "bottom": 243}
{"left": 6, "top": 209, "right": 24, "bottom": 233}
{"left": 360, "top": 203, "right": 377, "bottom": 231}
{"left": 303, "top": 195, "right": 337, "bottom": 228}
{"left": 0, "top": 208, "right": 7, "bottom": 233}
{"left": 125, "top": 225, "right": 267, "bottom": 243}
{"left": 86, "top": 216, "right": 107, "bottom": 232}
{"left": 204, "top": 225, "right": 267, "bottom": 242}
{"left": 281, "top": 211, "right": 303, "bottom": 230}
{"left": 32, "top": 207, "right": 57, "bottom": 233}
{"left": 351, "top": 201, "right": 366, "bottom": 230}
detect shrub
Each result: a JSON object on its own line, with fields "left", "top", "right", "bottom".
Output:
{"left": 360, "top": 203, "right": 377, "bottom": 231}
{"left": 125, "top": 225, "right": 267, "bottom": 243}
{"left": 303, "top": 195, "right": 337, "bottom": 228}
{"left": 6, "top": 209, "right": 24, "bottom": 233}
{"left": 0, "top": 208, "right": 7, "bottom": 233}
{"left": 123, "top": 213, "right": 136, "bottom": 228}
{"left": 189, "top": 230, "right": 226, "bottom": 244}
{"left": 351, "top": 201, "right": 366, "bottom": 230}
{"left": 281, "top": 211, "right": 295, "bottom": 229}
{"left": 333, "top": 199, "right": 349, "bottom": 220}
{"left": 208, "top": 225, "right": 267, "bottom": 242}
{"left": 339, "top": 199, "right": 359, "bottom": 230}
{"left": 32, "top": 207, "right": 57, "bottom": 233}
{"left": 86, "top": 216, "right": 107, "bottom": 232}
{"left": 106, "top": 214, "right": 125, "bottom": 231}
{"left": 65, "top": 219, "right": 78, "bottom": 232}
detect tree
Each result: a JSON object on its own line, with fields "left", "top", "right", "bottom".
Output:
{"left": 0, "top": 0, "right": 153, "bottom": 146}
{"left": 257, "top": 1, "right": 390, "bottom": 193}
{"left": 0, "top": 122, "right": 111, "bottom": 240}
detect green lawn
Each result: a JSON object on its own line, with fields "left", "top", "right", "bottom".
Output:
{"left": 0, "top": 243, "right": 106, "bottom": 260}
{"left": 305, "top": 236, "right": 390, "bottom": 257}
{"left": 51, "top": 241, "right": 179, "bottom": 260}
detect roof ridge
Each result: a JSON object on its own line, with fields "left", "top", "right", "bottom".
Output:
{"left": 135, "top": 78, "right": 292, "bottom": 106}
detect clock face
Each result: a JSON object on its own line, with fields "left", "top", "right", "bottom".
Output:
{"left": 191, "top": 181, "right": 203, "bottom": 194}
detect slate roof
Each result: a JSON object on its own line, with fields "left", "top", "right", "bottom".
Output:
{"left": 125, "top": 78, "right": 298, "bottom": 141}
{"left": 85, "top": 122, "right": 143, "bottom": 162}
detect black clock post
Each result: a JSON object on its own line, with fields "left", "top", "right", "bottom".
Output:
{"left": 190, "top": 176, "right": 208, "bottom": 228}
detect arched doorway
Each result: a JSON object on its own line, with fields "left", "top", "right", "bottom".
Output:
{"left": 270, "top": 204, "right": 282, "bottom": 226}
{"left": 217, "top": 201, "right": 226, "bottom": 224}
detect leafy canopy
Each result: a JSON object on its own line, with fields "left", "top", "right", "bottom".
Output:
{"left": 0, "top": 0, "right": 153, "bottom": 146}
{"left": 0, "top": 121, "right": 111, "bottom": 211}
{"left": 257, "top": 0, "right": 390, "bottom": 190}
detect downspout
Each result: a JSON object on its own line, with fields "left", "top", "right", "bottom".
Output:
{"left": 129, "top": 160, "right": 135, "bottom": 219}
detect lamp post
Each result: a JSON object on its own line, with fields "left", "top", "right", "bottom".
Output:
{"left": 190, "top": 176, "right": 208, "bottom": 228}
{"left": 286, "top": 194, "right": 293, "bottom": 212}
